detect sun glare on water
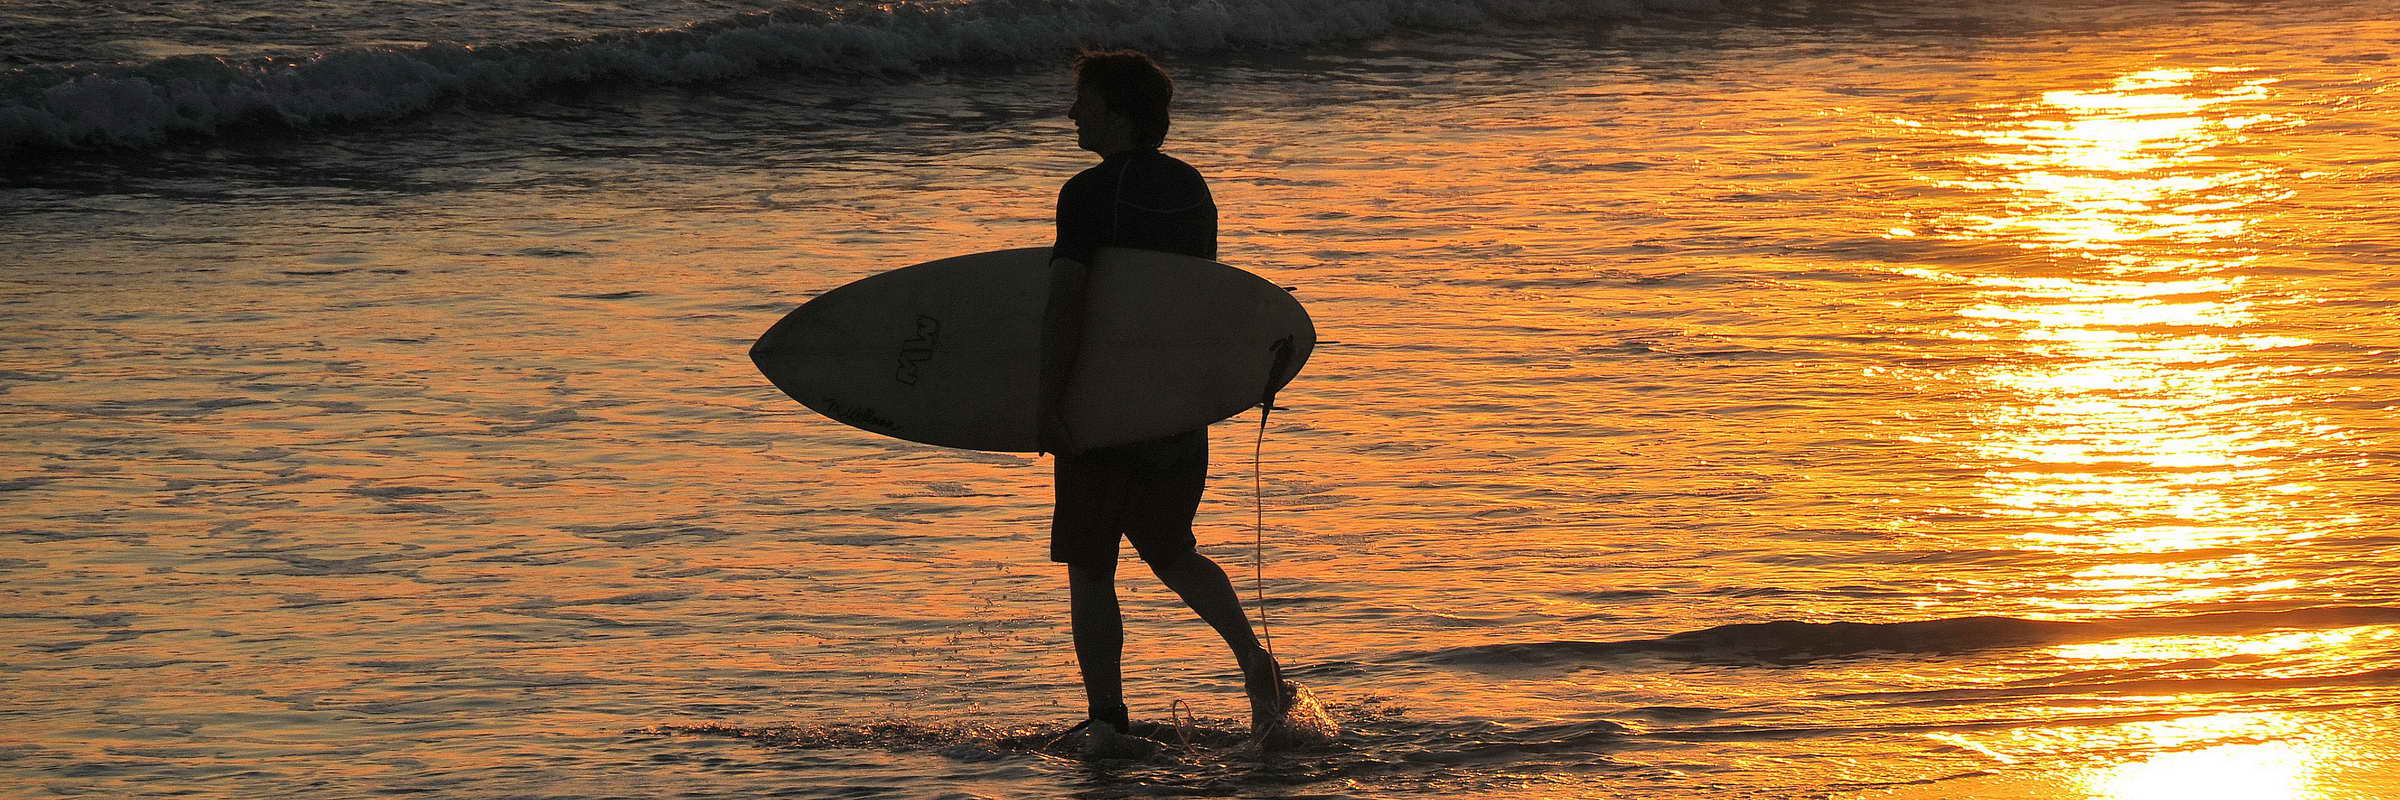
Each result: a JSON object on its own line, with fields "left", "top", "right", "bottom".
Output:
{"left": 2087, "top": 741, "right": 2322, "bottom": 800}
{"left": 1909, "top": 67, "right": 2317, "bottom": 576}
{"left": 1877, "top": 66, "right": 2377, "bottom": 798}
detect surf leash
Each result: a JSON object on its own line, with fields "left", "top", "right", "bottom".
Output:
{"left": 1166, "top": 698, "right": 1202, "bottom": 755}
{"left": 1253, "top": 335, "right": 1297, "bottom": 660}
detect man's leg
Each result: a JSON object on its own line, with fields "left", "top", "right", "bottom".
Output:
{"left": 1149, "top": 551, "right": 1263, "bottom": 658}
{"left": 1067, "top": 561, "right": 1131, "bottom": 729}
{"left": 1150, "top": 550, "right": 1285, "bottom": 729}
{"left": 1122, "top": 430, "right": 1286, "bottom": 730}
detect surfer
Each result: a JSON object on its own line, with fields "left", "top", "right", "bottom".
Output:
{"left": 1037, "top": 50, "right": 1293, "bottom": 756}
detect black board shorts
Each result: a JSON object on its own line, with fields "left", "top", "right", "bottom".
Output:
{"left": 1049, "top": 428, "right": 1207, "bottom": 569}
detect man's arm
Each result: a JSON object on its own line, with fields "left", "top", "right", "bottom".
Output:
{"left": 1037, "top": 254, "right": 1090, "bottom": 455}
{"left": 1043, "top": 168, "right": 1105, "bottom": 456}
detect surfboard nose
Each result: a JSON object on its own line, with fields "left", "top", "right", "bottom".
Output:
{"left": 750, "top": 311, "right": 794, "bottom": 361}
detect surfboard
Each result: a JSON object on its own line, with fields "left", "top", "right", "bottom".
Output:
{"left": 750, "top": 247, "right": 1314, "bottom": 452}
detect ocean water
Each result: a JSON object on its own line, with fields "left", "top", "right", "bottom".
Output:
{"left": 6, "top": 0, "right": 2400, "bottom": 798}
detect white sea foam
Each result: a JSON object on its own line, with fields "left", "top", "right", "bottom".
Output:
{"left": 0, "top": 0, "right": 1686, "bottom": 152}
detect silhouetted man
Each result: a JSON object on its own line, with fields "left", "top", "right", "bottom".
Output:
{"left": 1036, "top": 50, "right": 1288, "bottom": 755}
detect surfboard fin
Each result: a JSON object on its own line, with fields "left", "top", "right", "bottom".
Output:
{"left": 1262, "top": 335, "right": 1296, "bottom": 412}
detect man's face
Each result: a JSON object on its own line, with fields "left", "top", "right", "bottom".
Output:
{"left": 1069, "top": 83, "right": 1122, "bottom": 153}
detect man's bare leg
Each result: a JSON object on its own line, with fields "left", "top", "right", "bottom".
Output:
{"left": 1150, "top": 549, "right": 1286, "bottom": 731}
{"left": 1066, "top": 562, "right": 1130, "bottom": 730}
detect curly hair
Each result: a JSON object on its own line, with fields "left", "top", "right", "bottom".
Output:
{"left": 1074, "top": 50, "right": 1173, "bottom": 148}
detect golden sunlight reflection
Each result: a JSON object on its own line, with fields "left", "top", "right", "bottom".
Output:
{"left": 1936, "top": 71, "right": 2290, "bottom": 260}
{"left": 2087, "top": 739, "right": 2321, "bottom": 800}
{"left": 1921, "top": 713, "right": 2351, "bottom": 800}
{"left": 2051, "top": 624, "right": 2389, "bottom": 662}
{"left": 1872, "top": 60, "right": 2395, "bottom": 800}
{"left": 1899, "top": 66, "right": 2325, "bottom": 602}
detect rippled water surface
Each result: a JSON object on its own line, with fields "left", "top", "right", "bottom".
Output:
{"left": 7, "top": 1, "right": 2400, "bottom": 798}
{"left": 3, "top": 0, "right": 820, "bottom": 63}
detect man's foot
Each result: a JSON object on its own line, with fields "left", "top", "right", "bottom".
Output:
{"left": 1061, "top": 719, "right": 1158, "bottom": 760}
{"left": 1240, "top": 649, "right": 1343, "bottom": 749}
{"left": 1240, "top": 648, "right": 1290, "bottom": 737}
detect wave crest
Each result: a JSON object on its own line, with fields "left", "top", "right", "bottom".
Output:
{"left": 0, "top": 0, "right": 1679, "bottom": 153}
{"left": 1415, "top": 605, "right": 2400, "bottom": 666}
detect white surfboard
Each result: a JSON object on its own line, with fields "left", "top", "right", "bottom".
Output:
{"left": 751, "top": 247, "right": 1314, "bottom": 452}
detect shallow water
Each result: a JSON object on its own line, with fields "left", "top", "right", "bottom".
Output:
{"left": 7, "top": 1, "right": 2400, "bottom": 798}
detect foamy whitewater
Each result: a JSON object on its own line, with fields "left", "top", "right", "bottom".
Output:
{"left": 0, "top": 0, "right": 1721, "bottom": 151}
{"left": 7, "top": 0, "right": 2400, "bottom": 798}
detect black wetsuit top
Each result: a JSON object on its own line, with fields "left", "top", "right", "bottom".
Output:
{"left": 1051, "top": 148, "right": 1216, "bottom": 265}
{"left": 1046, "top": 148, "right": 1217, "bottom": 551}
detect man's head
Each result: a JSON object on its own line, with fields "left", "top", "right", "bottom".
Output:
{"left": 1070, "top": 50, "right": 1173, "bottom": 154}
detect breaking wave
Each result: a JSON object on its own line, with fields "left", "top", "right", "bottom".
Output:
{"left": 0, "top": 0, "right": 1717, "bottom": 153}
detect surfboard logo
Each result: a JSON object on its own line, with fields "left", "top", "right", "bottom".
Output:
{"left": 819, "top": 397, "right": 899, "bottom": 432}
{"left": 894, "top": 315, "right": 940, "bottom": 386}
